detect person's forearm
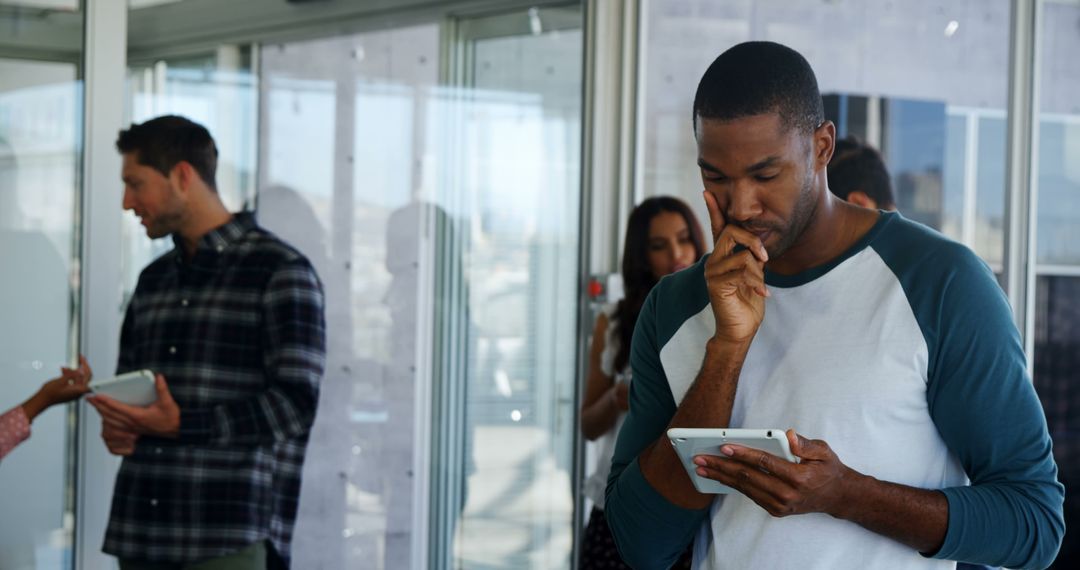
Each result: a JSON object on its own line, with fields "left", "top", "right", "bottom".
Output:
{"left": 639, "top": 338, "right": 748, "bottom": 509}
{"left": 581, "top": 386, "right": 619, "bottom": 441}
{"left": 19, "top": 391, "right": 50, "bottom": 423}
{"left": 834, "top": 470, "right": 949, "bottom": 554}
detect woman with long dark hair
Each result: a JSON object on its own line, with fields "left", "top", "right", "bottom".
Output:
{"left": 580, "top": 196, "right": 706, "bottom": 569}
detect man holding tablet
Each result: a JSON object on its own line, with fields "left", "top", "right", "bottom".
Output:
{"left": 86, "top": 116, "right": 326, "bottom": 570}
{"left": 604, "top": 42, "right": 1063, "bottom": 569}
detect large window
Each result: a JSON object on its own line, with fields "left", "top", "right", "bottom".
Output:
{"left": 640, "top": 0, "right": 1011, "bottom": 268}
{"left": 449, "top": 11, "right": 583, "bottom": 567}
{"left": 120, "top": 2, "right": 584, "bottom": 569}
{"left": 1032, "top": 1, "right": 1080, "bottom": 567}
{"left": 259, "top": 9, "right": 585, "bottom": 568}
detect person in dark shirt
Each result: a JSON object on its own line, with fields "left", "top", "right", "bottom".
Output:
{"left": 86, "top": 115, "right": 326, "bottom": 570}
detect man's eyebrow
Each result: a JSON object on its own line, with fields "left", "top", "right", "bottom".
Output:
{"left": 697, "top": 156, "right": 782, "bottom": 176}
{"left": 697, "top": 158, "right": 722, "bottom": 174}
{"left": 747, "top": 156, "right": 781, "bottom": 172}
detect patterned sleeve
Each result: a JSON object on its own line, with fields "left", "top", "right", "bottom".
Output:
{"left": 0, "top": 406, "right": 31, "bottom": 462}
{"left": 178, "top": 258, "right": 326, "bottom": 446}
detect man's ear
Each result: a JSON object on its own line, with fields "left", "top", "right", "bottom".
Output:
{"left": 814, "top": 120, "right": 836, "bottom": 170}
{"left": 169, "top": 161, "right": 195, "bottom": 195}
{"left": 845, "top": 191, "right": 879, "bottom": 210}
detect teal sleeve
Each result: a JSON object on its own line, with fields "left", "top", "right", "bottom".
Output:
{"left": 913, "top": 246, "right": 1065, "bottom": 569}
{"left": 605, "top": 288, "right": 710, "bottom": 568}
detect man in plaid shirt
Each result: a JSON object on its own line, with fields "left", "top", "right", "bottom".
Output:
{"left": 87, "top": 115, "right": 325, "bottom": 570}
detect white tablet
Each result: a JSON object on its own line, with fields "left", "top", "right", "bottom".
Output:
{"left": 89, "top": 369, "right": 157, "bottom": 406}
{"left": 667, "top": 428, "right": 799, "bottom": 494}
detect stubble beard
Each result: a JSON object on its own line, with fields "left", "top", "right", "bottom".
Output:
{"left": 144, "top": 202, "right": 185, "bottom": 240}
{"left": 767, "top": 169, "right": 818, "bottom": 260}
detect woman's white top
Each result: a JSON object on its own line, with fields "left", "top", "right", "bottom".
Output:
{"left": 583, "top": 302, "right": 631, "bottom": 509}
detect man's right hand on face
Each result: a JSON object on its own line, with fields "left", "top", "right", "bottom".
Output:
{"left": 703, "top": 190, "right": 770, "bottom": 346}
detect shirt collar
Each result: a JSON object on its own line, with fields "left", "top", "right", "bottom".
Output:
{"left": 171, "top": 211, "right": 256, "bottom": 256}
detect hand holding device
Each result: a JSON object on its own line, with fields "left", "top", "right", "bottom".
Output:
{"left": 668, "top": 427, "right": 798, "bottom": 494}
{"left": 88, "top": 372, "right": 180, "bottom": 442}
{"left": 89, "top": 369, "right": 158, "bottom": 406}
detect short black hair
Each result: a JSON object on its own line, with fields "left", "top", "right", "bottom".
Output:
{"left": 116, "top": 115, "right": 218, "bottom": 189}
{"left": 693, "top": 41, "right": 824, "bottom": 135}
{"left": 827, "top": 136, "right": 895, "bottom": 209}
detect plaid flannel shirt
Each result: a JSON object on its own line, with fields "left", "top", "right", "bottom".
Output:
{"left": 103, "top": 213, "right": 325, "bottom": 566}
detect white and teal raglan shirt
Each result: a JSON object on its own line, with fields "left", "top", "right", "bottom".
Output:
{"left": 605, "top": 212, "right": 1064, "bottom": 570}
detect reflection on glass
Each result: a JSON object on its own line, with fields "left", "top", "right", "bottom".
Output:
{"left": 941, "top": 113, "right": 967, "bottom": 242}
{"left": 259, "top": 14, "right": 583, "bottom": 567}
{"left": 1033, "top": 275, "right": 1080, "bottom": 569}
{"left": 973, "top": 116, "right": 1006, "bottom": 267}
{"left": 1034, "top": 2, "right": 1080, "bottom": 567}
{"left": 1036, "top": 117, "right": 1080, "bottom": 266}
{"left": 259, "top": 26, "right": 440, "bottom": 569}
{"left": 444, "top": 22, "right": 583, "bottom": 569}
{"left": 0, "top": 57, "right": 79, "bottom": 569}
{"left": 884, "top": 99, "right": 947, "bottom": 230}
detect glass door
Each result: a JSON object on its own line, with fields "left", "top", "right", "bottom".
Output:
{"left": 0, "top": 1, "right": 84, "bottom": 568}
{"left": 430, "top": 5, "right": 584, "bottom": 569}
{"left": 124, "top": 3, "right": 585, "bottom": 567}
{"left": 1032, "top": 1, "right": 1080, "bottom": 566}
{"left": 258, "top": 23, "right": 443, "bottom": 570}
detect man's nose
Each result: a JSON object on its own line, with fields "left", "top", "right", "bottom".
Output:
{"left": 726, "top": 182, "right": 762, "bottom": 223}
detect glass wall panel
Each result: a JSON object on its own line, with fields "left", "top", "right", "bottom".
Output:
{"left": 259, "top": 9, "right": 584, "bottom": 568}
{"left": 447, "top": 13, "right": 583, "bottom": 568}
{"left": 0, "top": 4, "right": 82, "bottom": 568}
{"left": 119, "top": 2, "right": 584, "bottom": 567}
{"left": 1033, "top": 1, "right": 1080, "bottom": 567}
{"left": 1036, "top": 115, "right": 1080, "bottom": 266}
{"left": 259, "top": 25, "right": 440, "bottom": 568}
{"left": 973, "top": 114, "right": 1006, "bottom": 268}
{"left": 640, "top": 0, "right": 1011, "bottom": 267}
{"left": 1033, "top": 275, "right": 1080, "bottom": 569}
